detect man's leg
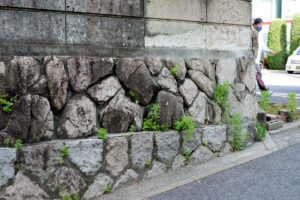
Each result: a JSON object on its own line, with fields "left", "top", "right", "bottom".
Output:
{"left": 256, "top": 64, "right": 268, "bottom": 91}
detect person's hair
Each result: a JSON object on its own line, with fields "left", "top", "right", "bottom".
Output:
{"left": 254, "top": 18, "right": 263, "bottom": 25}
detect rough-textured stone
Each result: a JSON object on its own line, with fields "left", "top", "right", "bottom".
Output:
{"left": 113, "top": 169, "right": 139, "bottom": 191}
{"left": 0, "top": 61, "right": 6, "bottom": 94}
{"left": 186, "top": 58, "right": 215, "bottom": 81}
{"left": 43, "top": 111, "right": 54, "bottom": 140}
{"left": 100, "top": 90, "right": 144, "bottom": 133}
{"left": 67, "top": 56, "right": 92, "bottom": 93}
{"left": 234, "top": 83, "right": 246, "bottom": 102}
{"left": 131, "top": 132, "right": 153, "bottom": 171}
{"left": 19, "top": 141, "right": 63, "bottom": 183}
{"left": 182, "top": 128, "right": 203, "bottom": 152}
{"left": 0, "top": 1, "right": 65, "bottom": 11}
{"left": 172, "top": 155, "right": 185, "bottom": 170}
{"left": 190, "top": 146, "right": 214, "bottom": 165}
{"left": 220, "top": 142, "right": 232, "bottom": 156}
{"left": 115, "top": 58, "right": 157, "bottom": 105}
{"left": 155, "top": 131, "right": 180, "bottom": 164}
{"left": 145, "top": 57, "right": 164, "bottom": 76}
{"left": 29, "top": 75, "right": 48, "bottom": 96}
{"left": 105, "top": 137, "right": 128, "bottom": 177}
{"left": 47, "top": 166, "right": 86, "bottom": 197}
{"left": 238, "top": 57, "right": 256, "bottom": 93}
{"left": 144, "top": 160, "right": 167, "bottom": 180}
{"left": 0, "top": 110, "right": 8, "bottom": 130}
{"left": 0, "top": 148, "right": 16, "bottom": 187}
{"left": 156, "top": 91, "right": 184, "bottom": 127}
{"left": 216, "top": 58, "right": 237, "bottom": 85}
{"left": 91, "top": 57, "right": 114, "bottom": 84}
{"left": 1, "top": 173, "right": 49, "bottom": 200}
{"left": 243, "top": 94, "right": 259, "bottom": 119}
{"left": 46, "top": 56, "right": 68, "bottom": 110}
{"left": 83, "top": 173, "right": 113, "bottom": 200}
{"left": 6, "top": 56, "right": 41, "bottom": 94}
{"left": 165, "top": 58, "right": 187, "bottom": 82}
{"left": 66, "top": 139, "right": 103, "bottom": 176}
{"left": 58, "top": 94, "right": 96, "bottom": 138}
{"left": 202, "top": 125, "right": 227, "bottom": 152}
{"left": 213, "top": 104, "right": 222, "bottom": 124}
{"left": 156, "top": 67, "right": 178, "bottom": 93}
{"left": 179, "top": 78, "right": 199, "bottom": 106}
{"left": 87, "top": 76, "right": 122, "bottom": 104}
{"left": 188, "top": 92, "right": 213, "bottom": 124}
{"left": 189, "top": 70, "right": 216, "bottom": 98}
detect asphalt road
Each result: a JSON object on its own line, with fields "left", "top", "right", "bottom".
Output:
{"left": 150, "top": 143, "right": 300, "bottom": 200}
{"left": 256, "top": 70, "right": 300, "bottom": 105}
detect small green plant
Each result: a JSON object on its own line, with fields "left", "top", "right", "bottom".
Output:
{"left": 287, "top": 93, "right": 297, "bottom": 122}
{"left": 129, "top": 125, "right": 136, "bottom": 132}
{"left": 160, "top": 125, "right": 169, "bottom": 132}
{"left": 214, "top": 83, "right": 231, "bottom": 120}
{"left": 4, "top": 138, "right": 12, "bottom": 147}
{"left": 174, "top": 116, "right": 196, "bottom": 141}
{"left": 145, "top": 159, "right": 152, "bottom": 167}
{"left": 129, "top": 90, "right": 140, "bottom": 104}
{"left": 59, "top": 159, "right": 65, "bottom": 166}
{"left": 256, "top": 123, "right": 267, "bottom": 141}
{"left": 170, "top": 65, "right": 179, "bottom": 75}
{"left": 14, "top": 139, "right": 23, "bottom": 150}
{"left": 62, "top": 194, "right": 72, "bottom": 200}
{"left": 102, "top": 183, "right": 112, "bottom": 193}
{"left": 183, "top": 149, "right": 191, "bottom": 165}
{"left": 259, "top": 91, "right": 270, "bottom": 112}
{"left": 60, "top": 145, "right": 69, "bottom": 157}
{"left": 0, "top": 94, "right": 18, "bottom": 113}
{"left": 202, "top": 141, "right": 208, "bottom": 146}
{"left": 96, "top": 128, "right": 108, "bottom": 141}
{"left": 142, "top": 104, "right": 167, "bottom": 131}
{"left": 73, "top": 193, "right": 79, "bottom": 200}
{"left": 228, "top": 113, "right": 248, "bottom": 151}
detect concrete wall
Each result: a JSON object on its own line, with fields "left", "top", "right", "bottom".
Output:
{"left": 0, "top": 0, "right": 253, "bottom": 57}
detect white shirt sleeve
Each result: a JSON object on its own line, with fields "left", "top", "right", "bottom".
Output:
{"left": 255, "top": 31, "right": 272, "bottom": 64}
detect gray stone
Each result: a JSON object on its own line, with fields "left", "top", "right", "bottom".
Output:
{"left": 0, "top": 132, "right": 14, "bottom": 147}
{"left": 186, "top": 58, "right": 215, "bottom": 81}
{"left": 58, "top": 94, "right": 97, "bottom": 138}
{"left": 43, "top": 111, "right": 54, "bottom": 140}
{"left": 87, "top": 76, "right": 122, "bottom": 104}
{"left": 105, "top": 137, "right": 128, "bottom": 177}
{"left": 113, "top": 169, "right": 139, "bottom": 191}
{"left": 172, "top": 155, "right": 185, "bottom": 170}
{"left": 156, "top": 91, "right": 184, "bottom": 127}
{"left": 0, "top": 61, "right": 6, "bottom": 94}
{"left": 83, "top": 173, "right": 113, "bottom": 200}
{"left": 0, "top": 110, "right": 8, "bottom": 130}
{"left": 267, "top": 120, "right": 284, "bottom": 131}
{"left": 145, "top": 57, "right": 164, "bottom": 76}
{"left": 66, "top": 15, "right": 144, "bottom": 48}
{"left": 179, "top": 78, "right": 199, "bottom": 106}
{"left": 190, "top": 146, "right": 214, "bottom": 165}
{"left": 66, "top": 139, "right": 103, "bottom": 176}
{"left": 238, "top": 57, "right": 256, "bottom": 94}
{"left": 46, "top": 56, "right": 69, "bottom": 110}
{"left": 91, "top": 57, "right": 114, "bottom": 84}
{"left": 19, "top": 141, "right": 63, "bottom": 183}
{"left": 156, "top": 67, "right": 178, "bottom": 93}
{"left": 242, "top": 94, "right": 258, "bottom": 119}
{"left": 29, "top": 75, "right": 48, "bottom": 96}
{"left": 220, "top": 142, "right": 232, "bottom": 156}
{"left": 67, "top": 56, "right": 92, "bottom": 93}
{"left": 216, "top": 58, "right": 237, "bottom": 85}
{"left": 1, "top": 173, "right": 49, "bottom": 200}
{"left": 188, "top": 92, "right": 212, "bottom": 125}
{"left": 0, "top": 0, "right": 65, "bottom": 10}
{"left": 66, "top": 0, "right": 143, "bottom": 17}
{"left": 257, "top": 107, "right": 266, "bottom": 124}
{"left": 144, "top": 160, "right": 167, "bottom": 180}
{"left": 202, "top": 125, "right": 227, "bottom": 152}
{"left": 155, "top": 131, "right": 180, "bottom": 164}
{"left": 47, "top": 166, "right": 86, "bottom": 197}
{"left": 0, "top": 148, "right": 16, "bottom": 187}
{"left": 214, "top": 104, "right": 222, "bottom": 124}
{"left": 189, "top": 70, "right": 216, "bottom": 98}
{"left": 182, "top": 128, "right": 203, "bottom": 152}
{"left": 6, "top": 56, "right": 41, "bottom": 94}
{"left": 100, "top": 90, "right": 144, "bottom": 133}
{"left": 234, "top": 83, "right": 246, "bottom": 102}
{"left": 165, "top": 58, "right": 187, "bottom": 82}
{"left": 115, "top": 58, "right": 157, "bottom": 105}
{"left": 0, "top": 10, "right": 65, "bottom": 45}
{"left": 131, "top": 132, "right": 153, "bottom": 171}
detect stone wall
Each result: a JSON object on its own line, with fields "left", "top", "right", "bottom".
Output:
{"left": 0, "top": 55, "right": 258, "bottom": 199}
{"left": 0, "top": 0, "right": 252, "bottom": 57}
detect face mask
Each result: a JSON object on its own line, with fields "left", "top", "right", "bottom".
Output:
{"left": 256, "top": 26, "right": 262, "bottom": 32}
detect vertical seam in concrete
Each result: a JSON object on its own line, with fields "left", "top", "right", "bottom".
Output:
{"left": 205, "top": 0, "right": 208, "bottom": 49}
{"left": 65, "top": 0, "right": 67, "bottom": 45}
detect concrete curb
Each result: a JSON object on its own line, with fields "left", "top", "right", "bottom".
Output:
{"left": 268, "top": 120, "right": 300, "bottom": 135}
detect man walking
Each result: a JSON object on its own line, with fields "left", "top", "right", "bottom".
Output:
{"left": 252, "top": 18, "right": 274, "bottom": 92}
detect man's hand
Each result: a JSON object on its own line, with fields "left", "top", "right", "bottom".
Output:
{"left": 269, "top": 50, "right": 274, "bottom": 56}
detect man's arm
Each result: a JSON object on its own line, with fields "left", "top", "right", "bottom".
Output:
{"left": 259, "top": 32, "right": 274, "bottom": 55}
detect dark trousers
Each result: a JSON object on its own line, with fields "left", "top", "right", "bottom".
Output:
{"left": 256, "top": 64, "right": 268, "bottom": 91}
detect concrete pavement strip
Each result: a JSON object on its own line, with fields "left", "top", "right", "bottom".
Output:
{"left": 99, "top": 121, "right": 300, "bottom": 200}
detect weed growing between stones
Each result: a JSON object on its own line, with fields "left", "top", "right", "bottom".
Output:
{"left": 202, "top": 141, "right": 208, "bottom": 146}
{"left": 14, "top": 139, "right": 23, "bottom": 150}
{"left": 259, "top": 91, "right": 270, "bottom": 112}
{"left": 287, "top": 93, "right": 297, "bottom": 122}
{"left": 145, "top": 159, "right": 152, "bottom": 167}
{"left": 0, "top": 94, "right": 18, "bottom": 113}
{"left": 129, "top": 90, "right": 140, "bottom": 104}
{"left": 102, "top": 183, "right": 112, "bottom": 193}
{"left": 60, "top": 145, "right": 69, "bottom": 157}
{"left": 96, "top": 128, "right": 108, "bottom": 141}
{"left": 59, "top": 159, "right": 65, "bottom": 166}
{"left": 174, "top": 116, "right": 196, "bottom": 141}
{"left": 228, "top": 113, "right": 248, "bottom": 151}
{"left": 61, "top": 193, "right": 79, "bottom": 200}
{"left": 4, "top": 138, "right": 12, "bottom": 147}
{"left": 129, "top": 125, "right": 136, "bottom": 132}
{"left": 142, "top": 104, "right": 169, "bottom": 131}
{"left": 214, "top": 83, "right": 231, "bottom": 120}
{"left": 256, "top": 122, "right": 266, "bottom": 141}
{"left": 183, "top": 149, "right": 191, "bottom": 165}
{"left": 170, "top": 65, "right": 179, "bottom": 75}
